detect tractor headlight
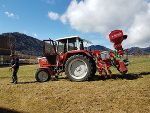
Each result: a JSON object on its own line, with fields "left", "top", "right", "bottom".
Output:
{"left": 37, "top": 58, "right": 41, "bottom": 63}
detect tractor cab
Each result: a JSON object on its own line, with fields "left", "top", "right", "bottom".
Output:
{"left": 42, "top": 36, "right": 90, "bottom": 66}
{"left": 43, "top": 36, "right": 88, "bottom": 55}
{"left": 56, "top": 36, "right": 86, "bottom": 53}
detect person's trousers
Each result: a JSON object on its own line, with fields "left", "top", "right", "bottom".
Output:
{"left": 12, "top": 68, "right": 18, "bottom": 83}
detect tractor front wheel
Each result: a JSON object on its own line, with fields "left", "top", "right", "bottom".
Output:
{"left": 35, "top": 69, "right": 50, "bottom": 82}
{"left": 65, "top": 55, "right": 93, "bottom": 82}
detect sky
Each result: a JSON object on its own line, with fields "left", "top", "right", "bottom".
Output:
{"left": 0, "top": 0, "right": 150, "bottom": 49}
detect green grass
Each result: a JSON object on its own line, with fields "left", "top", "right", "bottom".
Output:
{"left": 0, "top": 65, "right": 38, "bottom": 83}
{"left": 128, "top": 56, "right": 150, "bottom": 73}
{"left": 110, "top": 55, "right": 150, "bottom": 74}
{"left": 0, "top": 56, "right": 150, "bottom": 113}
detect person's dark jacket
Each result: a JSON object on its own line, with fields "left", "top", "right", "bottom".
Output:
{"left": 11, "top": 57, "right": 19, "bottom": 70}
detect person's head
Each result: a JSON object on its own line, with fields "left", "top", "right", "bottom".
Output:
{"left": 10, "top": 54, "right": 17, "bottom": 59}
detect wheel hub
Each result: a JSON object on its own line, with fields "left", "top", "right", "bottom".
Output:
{"left": 38, "top": 71, "right": 48, "bottom": 81}
{"left": 69, "top": 59, "right": 88, "bottom": 79}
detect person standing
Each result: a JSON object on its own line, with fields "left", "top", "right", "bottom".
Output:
{"left": 10, "top": 54, "right": 19, "bottom": 84}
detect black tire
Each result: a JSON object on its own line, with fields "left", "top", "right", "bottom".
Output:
{"left": 65, "top": 55, "right": 94, "bottom": 82}
{"left": 88, "top": 58, "right": 96, "bottom": 81}
{"left": 35, "top": 69, "right": 51, "bottom": 82}
{"left": 91, "top": 58, "right": 96, "bottom": 76}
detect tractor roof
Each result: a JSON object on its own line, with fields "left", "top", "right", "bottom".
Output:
{"left": 56, "top": 36, "right": 92, "bottom": 44}
{"left": 56, "top": 36, "right": 81, "bottom": 41}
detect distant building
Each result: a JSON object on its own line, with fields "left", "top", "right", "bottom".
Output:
{"left": 0, "top": 35, "right": 15, "bottom": 64}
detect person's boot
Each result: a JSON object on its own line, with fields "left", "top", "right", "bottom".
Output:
{"left": 10, "top": 76, "right": 14, "bottom": 83}
{"left": 13, "top": 76, "right": 18, "bottom": 84}
{"left": 14, "top": 81, "right": 18, "bottom": 84}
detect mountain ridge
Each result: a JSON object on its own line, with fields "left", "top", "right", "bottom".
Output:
{"left": 1, "top": 32, "right": 43, "bottom": 56}
{"left": 0, "top": 32, "right": 149, "bottom": 56}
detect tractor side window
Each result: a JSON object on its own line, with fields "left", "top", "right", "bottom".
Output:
{"left": 44, "top": 41, "right": 56, "bottom": 55}
{"left": 57, "top": 42, "right": 65, "bottom": 53}
{"left": 68, "top": 42, "right": 75, "bottom": 51}
{"left": 79, "top": 41, "right": 84, "bottom": 50}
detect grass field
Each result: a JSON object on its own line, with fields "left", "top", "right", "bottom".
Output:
{"left": 0, "top": 56, "right": 150, "bottom": 113}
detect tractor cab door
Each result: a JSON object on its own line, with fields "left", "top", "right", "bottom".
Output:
{"left": 43, "top": 39, "right": 57, "bottom": 65}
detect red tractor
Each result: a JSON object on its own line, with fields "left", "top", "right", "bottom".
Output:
{"left": 35, "top": 30, "right": 129, "bottom": 82}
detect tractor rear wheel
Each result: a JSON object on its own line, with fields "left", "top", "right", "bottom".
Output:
{"left": 35, "top": 69, "right": 50, "bottom": 82}
{"left": 91, "top": 58, "right": 96, "bottom": 76}
{"left": 65, "top": 55, "right": 93, "bottom": 82}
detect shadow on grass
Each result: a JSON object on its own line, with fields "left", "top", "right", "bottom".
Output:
{"left": 18, "top": 81, "right": 37, "bottom": 84}
{"left": 18, "top": 72, "right": 150, "bottom": 83}
{"left": 0, "top": 107, "right": 20, "bottom": 113}
{"left": 3, "top": 72, "right": 150, "bottom": 84}
{"left": 91, "top": 71, "right": 150, "bottom": 81}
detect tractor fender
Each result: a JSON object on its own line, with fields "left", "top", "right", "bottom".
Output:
{"left": 62, "top": 50, "right": 93, "bottom": 66}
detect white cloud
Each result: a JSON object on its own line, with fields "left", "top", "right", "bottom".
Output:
{"left": 4, "top": 11, "right": 19, "bottom": 19}
{"left": 4, "top": 11, "right": 14, "bottom": 17}
{"left": 59, "top": 0, "right": 150, "bottom": 47}
{"left": 23, "top": 30, "right": 28, "bottom": 34}
{"left": 125, "top": 3, "right": 150, "bottom": 47}
{"left": 48, "top": 11, "right": 59, "bottom": 20}
{"left": 33, "top": 33, "right": 38, "bottom": 37}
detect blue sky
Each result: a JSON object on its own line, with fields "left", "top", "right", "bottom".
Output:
{"left": 0, "top": 0, "right": 71, "bottom": 37}
{"left": 0, "top": 0, "right": 150, "bottom": 48}
{"left": 0, "top": 0, "right": 115, "bottom": 49}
